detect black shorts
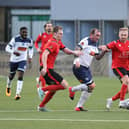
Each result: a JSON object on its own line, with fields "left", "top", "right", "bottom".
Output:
{"left": 43, "top": 69, "right": 63, "bottom": 85}
{"left": 113, "top": 67, "right": 129, "bottom": 80}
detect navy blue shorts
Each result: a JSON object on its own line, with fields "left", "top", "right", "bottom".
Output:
{"left": 73, "top": 65, "right": 93, "bottom": 85}
{"left": 10, "top": 61, "right": 27, "bottom": 73}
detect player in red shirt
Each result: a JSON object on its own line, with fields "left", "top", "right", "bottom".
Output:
{"left": 37, "top": 26, "right": 82, "bottom": 111}
{"left": 34, "top": 22, "right": 53, "bottom": 90}
{"left": 99, "top": 27, "right": 129, "bottom": 110}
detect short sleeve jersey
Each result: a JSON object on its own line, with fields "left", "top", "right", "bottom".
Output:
{"left": 42, "top": 38, "right": 65, "bottom": 69}
{"left": 35, "top": 32, "right": 53, "bottom": 50}
{"left": 73, "top": 37, "right": 99, "bottom": 67}
{"left": 107, "top": 40, "right": 129, "bottom": 70}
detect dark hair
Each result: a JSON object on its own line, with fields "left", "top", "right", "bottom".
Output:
{"left": 20, "top": 27, "right": 27, "bottom": 31}
{"left": 90, "top": 28, "right": 100, "bottom": 35}
{"left": 44, "top": 21, "right": 52, "bottom": 29}
{"left": 53, "top": 26, "right": 62, "bottom": 33}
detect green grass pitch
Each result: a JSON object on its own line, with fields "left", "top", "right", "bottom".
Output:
{"left": 0, "top": 75, "right": 129, "bottom": 129}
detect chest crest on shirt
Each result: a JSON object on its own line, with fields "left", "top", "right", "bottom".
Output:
{"left": 81, "top": 42, "right": 84, "bottom": 46}
{"left": 118, "top": 44, "right": 121, "bottom": 47}
{"left": 49, "top": 45, "right": 53, "bottom": 49}
{"left": 44, "top": 35, "right": 47, "bottom": 38}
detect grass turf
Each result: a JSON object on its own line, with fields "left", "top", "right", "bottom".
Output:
{"left": 0, "top": 76, "right": 129, "bottom": 129}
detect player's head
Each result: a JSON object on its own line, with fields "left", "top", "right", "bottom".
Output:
{"left": 53, "top": 26, "right": 63, "bottom": 41}
{"left": 44, "top": 21, "right": 53, "bottom": 34}
{"left": 119, "top": 27, "right": 128, "bottom": 43}
{"left": 90, "top": 28, "right": 101, "bottom": 43}
{"left": 20, "top": 27, "right": 28, "bottom": 39}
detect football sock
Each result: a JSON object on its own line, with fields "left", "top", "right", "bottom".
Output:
{"left": 7, "top": 77, "right": 12, "bottom": 88}
{"left": 39, "top": 75, "right": 46, "bottom": 87}
{"left": 112, "top": 91, "right": 120, "bottom": 101}
{"left": 39, "top": 91, "right": 56, "bottom": 107}
{"left": 40, "top": 76, "right": 46, "bottom": 87}
{"left": 120, "top": 84, "right": 127, "bottom": 101}
{"left": 72, "top": 84, "right": 88, "bottom": 92}
{"left": 76, "top": 91, "right": 91, "bottom": 107}
{"left": 42, "top": 84, "right": 65, "bottom": 92}
{"left": 16, "top": 80, "right": 23, "bottom": 95}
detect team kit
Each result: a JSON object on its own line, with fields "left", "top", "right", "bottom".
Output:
{"left": 5, "top": 23, "right": 129, "bottom": 111}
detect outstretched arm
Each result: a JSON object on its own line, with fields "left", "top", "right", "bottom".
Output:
{"left": 95, "top": 51, "right": 106, "bottom": 60}
{"left": 63, "top": 47, "right": 82, "bottom": 56}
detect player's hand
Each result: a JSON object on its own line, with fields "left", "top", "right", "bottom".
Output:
{"left": 74, "top": 50, "right": 83, "bottom": 57}
{"left": 37, "top": 48, "right": 42, "bottom": 54}
{"left": 99, "top": 45, "right": 109, "bottom": 52}
{"left": 13, "top": 51, "right": 20, "bottom": 56}
{"left": 75, "top": 61, "right": 80, "bottom": 68}
{"left": 28, "top": 58, "right": 32, "bottom": 64}
{"left": 41, "top": 67, "right": 47, "bottom": 76}
{"left": 89, "top": 51, "right": 95, "bottom": 56}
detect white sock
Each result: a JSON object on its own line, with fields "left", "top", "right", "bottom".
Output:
{"left": 7, "top": 77, "right": 12, "bottom": 88}
{"left": 72, "top": 84, "right": 88, "bottom": 92}
{"left": 16, "top": 80, "right": 23, "bottom": 95}
{"left": 76, "top": 91, "right": 91, "bottom": 107}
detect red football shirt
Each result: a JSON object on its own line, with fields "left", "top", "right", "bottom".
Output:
{"left": 35, "top": 32, "right": 53, "bottom": 50}
{"left": 42, "top": 38, "right": 65, "bottom": 69}
{"left": 35, "top": 32, "right": 53, "bottom": 66}
{"left": 107, "top": 40, "right": 129, "bottom": 70}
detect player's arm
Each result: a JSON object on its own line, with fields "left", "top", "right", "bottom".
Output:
{"left": 5, "top": 38, "right": 15, "bottom": 54}
{"left": 98, "top": 45, "right": 110, "bottom": 52}
{"left": 63, "top": 47, "right": 82, "bottom": 56}
{"left": 95, "top": 50, "right": 106, "bottom": 60}
{"left": 34, "top": 34, "right": 42, "bottom": 53}
{"left": 5, "top": 37, "right": 20, "bottom": 56}
{"left": 41, "top": 49, "right": 50, "bottom": 76}
{"left": 28, "top": 39, "right": 34, "bottom": 63}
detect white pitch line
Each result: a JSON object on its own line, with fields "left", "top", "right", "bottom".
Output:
{"left": 0, "top": 118, "right": 129, "bottom": 122}
{"left": 0, "top": 109, "right": 128, "bottom": 113}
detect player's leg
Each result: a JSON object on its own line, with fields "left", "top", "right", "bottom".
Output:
{"left": 38, "top": 91, "right": 56, "bottom": 111}
{"left": 106, "top": 68, "right": 128, "bottom": 110}
{"left": 6, "top": 62, "right": 17, "bottom": 96}
{"left": 36, "top": 54, "right": 42, "bottom": 88}
{"left": 75, "top": 82, "right": 95, "bottom": 111}
{"left": 69, "top": 83, "right": 88, "bottom": 100}
{"left": 39, "top": 75, "right": 46, "bottom": 87}
{"left": 38, "top": 69, "right": 66, "bottom": 111}
{"left": 72, "top": 66, "right": 94, "bottom": 111}
{"left": 106, "top": 91, "right": 121, "bottom": 110}
{"left": 36, "top": 66, "right": 46, "bottom": 88}
{"left": 41, "top": 69, "right": 66, "bottom": 91}
{"left": 69, "top": 65, "right": 89, "bottom": 100}
{"left": 15, "top": 61, "right": 26, "bottom": 100}
{"left": 119, "top": 75, "right": 128, "bottom": 108}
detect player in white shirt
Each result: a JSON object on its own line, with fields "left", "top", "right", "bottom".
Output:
{"left": 69, "top": 28, "right": 105, "bottom": 111}
{"left": 5, "top": 27, "right": 33, "bottom": 100}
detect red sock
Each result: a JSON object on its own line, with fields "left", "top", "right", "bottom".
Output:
{"left": 40, "top": 75, "right": 46, "bottom": 87}
{"left": 39, "top": 91, "right": 56, "bottom": 107}
{"left": 112, "top": 91, "right": 120, "bottom": 101}
{"left": 42, "top": 84, "right": 65, "bottom": 92}
{"left": 120, "top": 84, "right": 127, "bottom": 101}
